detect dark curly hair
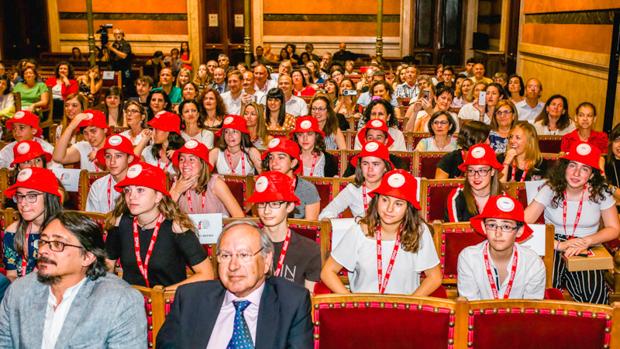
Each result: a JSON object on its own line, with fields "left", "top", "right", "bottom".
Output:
{"left": 545, "top": 158, "right": 611, "bottom": 208}
{"left": 362, "top": 99, "right": 398, "bottom": 128}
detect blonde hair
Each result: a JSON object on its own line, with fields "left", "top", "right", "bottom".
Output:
{"left": 241, "top": 102, "right": 269, "bottom": 147}
{"left": 510, "top": 121, "right": 542, "bottom": 168}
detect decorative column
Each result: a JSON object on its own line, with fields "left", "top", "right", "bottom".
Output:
{"left": 376, "top": 0, "right": 384, "bottom": 62}
{"left": 244, "top": 0, "right": 252, "bottom": 65}
{"left": 86, "top": 0, "right": 96, "bottom": 66}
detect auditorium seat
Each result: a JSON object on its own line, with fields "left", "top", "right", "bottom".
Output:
{"left": 221, "top": 174, "right": 255, "bottom": 213}
{"left": 412, "top": 151, "right": 448, "bottom": 179}
{"left": 78, "top": 170, "right": 109, "bottom": 211}
{"left": 418, "top": 178, "right": 463, "bottom": 222}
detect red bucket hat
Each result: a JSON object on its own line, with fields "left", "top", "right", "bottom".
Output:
{"left": 262, "top": 137, "right": 302, "bottom": 174}
{"left": 78, "top": 110, "right": 108, "bottom": 130}
{"left": 470, "top": 195, "right": 533, "bottom": 243}
{"left": 114, "top": 162, "right": 170, "bottom": 197}
{"left": 561, "top": 142, "right": 602, "bottom": 171}
{"left": 458, "top": 143, "right": 503, "bottom": 172}
{"left": 247, "top": 171, "right": 300, "bottom": 205}
{"left": 350, "top": 141, "right": 394, "bottom": 168}
{"left": 171, "top": 139, "right": 214, "bottom": 171}
{"left": 6, "top": 110, "right": 42, "bottom": 137}
{"left": 357, "top": 119, "right": 394, "bottom": 148}
{"left": 95, "top": 135, "right": 137, "bottom": 166}
{"left": 11, "top": 140, "right": 52, "bottom": 166}
{"left": 369, "top": 169, "right": 420, "bottom": 209}
{"left": 4, "top": 167, "right": 61, "bottom": 199}
{"left": 148, "top": 111, "right": 181, "bottom": 134}
{"left": 290, "top": 116, "right": 325, "bottom": 138}
{"left": 215, "top": 115, "right": 249, "bottom": 137}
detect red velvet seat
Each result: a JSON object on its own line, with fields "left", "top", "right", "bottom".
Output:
{"left": 221, "top": 174, "right": 254, "bottom": 212}
{"left": 413, "top": 151, "right": 448, "bottom": 179}
{"left": 505, "top": 182, "right": 545, "bottom": 224}
{"left": 538, "top": 136, "right": 562, "bottom": 153}
{"left": 404, "top": 132, "right": 431, "bottom": 151}
{"left": 419, "top": 178, "right": 464, "bottom": 222}
{"left": 301, "top": 177, "right": 338, "bottom": 211}
{"left": 391, "top": 151, "right": 415, "bottom": 172}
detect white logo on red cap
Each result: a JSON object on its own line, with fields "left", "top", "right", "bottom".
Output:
{"left": 255, "top": 176, "right": 269, "bottom": 192}
{"left": 155, "top": 111, "right": 165, "bottom": 119}
{"left": 17, "top": 168, "right": 33, "bottom": 182}
{"left": 576, "top": 143, "right": 592, "bottom": 156}
{"left": 14, "top": 111, "right": 25, "bottom": 119}
{"left": 108, "top": 135, "right": 122, "bottom": 146}
{"left": 185, "top": 140, "right": 199, "bottom": 149}
{"left": 127, "top": 164, "right": 143, "bottom": 178}
{"left": 300, "top": 120, "right": 312, "bottom": 130}
{"left": 364, "top": 142, "right": 379, "bottom": 152}
{"left": 496, "top": 197, "right": 515, "bottom": 212}
{"left": 470, "top": 146, "right": 486, "bottom": 159}
{"left": 16, "top": 142, "right": 30, "bottom": 155}
{"left": 370, "top": 119, "right": 383, "bottom": 128}
{"left": 268, "top": 138, "right": 281, "bottom": 148}
{"left": 84, "top": 113, "right": 93, "bottom": 120}
{"left": 387, "top": 173, "right": 405, "bottom": 188}
{"left": 223, "top": 116, "right": 234, "bottom": 125}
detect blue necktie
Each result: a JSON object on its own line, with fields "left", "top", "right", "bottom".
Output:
{"left": 227, "top": 300, "right": 254, "bottom": 349}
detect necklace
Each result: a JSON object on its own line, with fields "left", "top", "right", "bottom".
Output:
{"left": 137, "top": 213, "right": 160, "bottom": 228}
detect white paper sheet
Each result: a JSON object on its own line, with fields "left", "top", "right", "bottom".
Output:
{"left": 189, "top": 213, "right": 223, "bottom": 244}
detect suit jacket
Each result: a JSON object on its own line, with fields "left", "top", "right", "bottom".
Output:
{"left": 0, "top": 273, "right": 147, "bottom": 349}
{"left": 157, "top": 277, "right": 313, "bottom": 349}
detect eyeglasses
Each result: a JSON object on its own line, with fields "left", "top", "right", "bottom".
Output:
{"left": 311, "top": 107, "right": 327, "bottom": 112}
{"left": 15, "top": 193, "right": 44, "bottom": 204}
{"left": 484, "top": 222, "right": 518, "bottom": 233}
{"left": 466, "top": 168, "right": 492, "bottom": 177}
{"left": 217, "top": 247, "right": 264, "bottom": 264}
{"left": 496, "top": 110, "right": 513, "bottom": 116}
{"left": 39, "top": 239, "right": 84, "bottom": 252}
{"left": 125, "top": 109, "right": 142, "bottom": 114}
{"left": 432, "top": 120, "right": 449, "bottom": 126}
{"left": 256, "top": 201, "right": 285, "bottom": 209}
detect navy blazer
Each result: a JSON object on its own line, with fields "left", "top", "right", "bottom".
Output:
{"left": 157, "top": 277, "right": 313, "bottom": 349}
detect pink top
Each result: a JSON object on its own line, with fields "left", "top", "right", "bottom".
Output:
{"left": 177, "top": 175, "right": 229, "bottom": 216}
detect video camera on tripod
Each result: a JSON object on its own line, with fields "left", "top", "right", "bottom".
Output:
{"left": 96, "top": 24, "right": 114, "bottom": 48}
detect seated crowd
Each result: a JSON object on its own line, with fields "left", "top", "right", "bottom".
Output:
{"left": 0, "top": 40, "right": 618, "bottom": 348}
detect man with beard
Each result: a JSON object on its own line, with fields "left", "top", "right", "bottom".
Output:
{"left": 0, "top": 211, "right": 146, "bottom": 348}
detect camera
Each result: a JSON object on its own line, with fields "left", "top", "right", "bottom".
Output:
{"left": 96, "top": 24, "right": 114, "bottom": 47}
{"left": 342, "top": 89, "right": 358, "bottom": 96}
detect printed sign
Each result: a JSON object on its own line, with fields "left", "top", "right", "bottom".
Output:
{"left": 52, "top": 168, "right": 81, "bottom": 192}
{"left": 189, "top": 213, "right": 223, "bottom": 244}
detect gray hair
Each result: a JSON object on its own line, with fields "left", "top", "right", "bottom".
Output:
{"left": 216, "top": 220, "right": 275, "bottom": 275}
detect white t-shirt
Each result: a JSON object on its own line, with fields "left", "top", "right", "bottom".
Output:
{"left": 457, "top": 241, "right": 546, "bottom": 300}
{"left": 319, "top": 183, "right": 367, "bottom": 219}
{"left": 142, "top": 145, "right": 177, "bottom": 176}
{"left": 515, "top": 100, "right": 544, "bottom": 123}
{"left": 181, "top": 129, "right": 214, "bottom": 149}
{"left": 458, "top": 102, "right": 490, "bottom": 124}
{"left": 353, "top": 127, "right": 407, "bottom": 152}
{"left": 72, "top": 141, "right": 100, "bottom": 172}
{"left": 85, "top": 174, "right": 120, "bottom": 213}
{"left": 534, "top": 184, "right": 615, "bottom": 237}
{"left": 285, "top": 96, "right": 308, "bottom": 117}
{"left": 533, "top": 120, "right": 576, "bottom": 136}
{"left": 220, "top": 91, "right": 242, "bottom": 115}
{"left": 331, "top": 223, "right": 439, "bottom": 294}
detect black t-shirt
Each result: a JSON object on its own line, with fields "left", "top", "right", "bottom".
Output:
{"left": 497, "top": 153, "right": 548, "bottom": 181}
{"left": 272, "top": 232, "right": 321, "bottom": 286}
{"left": 105, "top": 214, "right": 207, "bottom": 287}
{"left": 110, "top": 40, "right": 132, "bottom": 71}
{"left": 437, "top": 150, "right": 465, "bottom": 178}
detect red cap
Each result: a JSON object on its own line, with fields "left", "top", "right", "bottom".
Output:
{"left": 95, "top": 135, "right": 137, "bottom": 166}
{"left": 247, "top": 171, "right": 300, "bottom": 204}
{"left": 6, "top": 110, "right": 42, "bottom": 137}
{"left": 350, "top": 141, "right": 394, "bottom": 168}
{"left": 4, "top": 168, "right": 61, "bottom": 199}
{"left": 290, "top": 116, "right": 325, "bottom": 138}
{"left": 114, "top": 162, "right": 170, "bottom": 197}
{"left": 369, "top": 169, "right": 420, "bottom": 209}
{"left": 148, "top": 111, "right": 181, "bottom": 134}
{"left": 171, "top": 139, "right": 214, "bottom": 171}
{"left": 357, "top": 119, "right": 394, "bottom": 148}
{"left": 262, "top": 137, "right": 302, "bottom": 174}
{"left": 78, "top": 110, "right": 108, "bottom": 130}
{"left": 561, "top": 142, "right": 602, "bottom": 171}
{"left": 215, "top": 115, "right": 249, "bottom": 137}
{"left": 470, "top": 195, "right": 533, "bottom": 243}
{"left": 458, "top": 143, "right": 503, "bottom": 172}
{"left": 11, "top": 140, "right": 52, "bottom": 166}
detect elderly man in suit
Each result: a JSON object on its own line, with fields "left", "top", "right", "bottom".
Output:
{"left": 157, "top": 220, "right": 313, "bottom": 349}
{"left": 0, "top": 211, "right": 146, "bottom": 348}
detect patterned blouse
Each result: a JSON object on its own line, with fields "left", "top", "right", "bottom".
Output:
{"left": 3, "top": 231, "right": 40, "bottom": 276}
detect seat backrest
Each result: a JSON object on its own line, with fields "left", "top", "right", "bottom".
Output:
{"left": 78, "top": 171, "right": 110, "bottom": 211}
{"left": 405, "top": 132, "right": 431, "bottom": 151}
{"left": 466, "top": 300, "right": 620, "bottom": 349}
{"left": 419, "top": 178, "right": 464, "bottom": 222}
{"left": 391, "top": 151, "right": 415, "bottom": 172}
{"left": 132, "top": 285, "right": 177, "bottom": 348}
{"left": 541, "top": 152, "right": 560, "bottom": 170}
{"left": 288, "top": 218, "right": 330, "bottom": 245}
{"left": 300, "top": 176, "right": 341, "bottom": 211}
{"left": 312, "top": 294, "right": 460, "bottom": 349}
{"left": 504, "top": 181, "right": 546, "bottom": 224}
{"left": 221, "top": 174, "right": 255, "bottom": 213}
{"left": 0, "top": 168, "right": 11, "bottom": 209}
{"left": 326, "top": 150, "right": 344, "bottom": 176}
{"left": 538, "top": 135, "right": 562, "bottom": 153}
{"left": 343, "top": 130, "right": 357, "bottom": 149}
{"left": 412, "top": 151, "right": 449, "bottom": 178}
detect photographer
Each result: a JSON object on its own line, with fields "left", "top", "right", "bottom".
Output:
{"left": 106, "top": 28, "right": 133, "bottom": 95}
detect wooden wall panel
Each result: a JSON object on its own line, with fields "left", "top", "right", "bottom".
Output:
{"left": 263, "top": 22, "right": 400, "bottom": 37}
{"left": 57, "top": 0, "right": 187, "bottom": 13}
{"left": 263, "top": 0, "right": 400, "bottom": 14}
{"left": 59, "top": 20, "right": 188, "bottom": 35}
{"left": 521, "top": 24, "right": 612, "bottom": 54}
{"left": 524, "top": 0, "right": 620, "bottom": 14}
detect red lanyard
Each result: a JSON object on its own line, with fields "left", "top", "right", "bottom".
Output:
{"left": 185, "top": 190, "right": 206, "bottom": 213}
{"left": 562, "top": 186, "right": 587, "bottom": 239}
{"left": 107, "top": 176, "right": 113, "bottom": 211}
{"left": 375, "top": 226, "right": 401, "bottom": 294}
{"left": 225, "top": 149, "right": 245, "bottom": 176}
{"left": 483, "top": 242, "right": 518, "bottom": 299}
{"left": 274, "top": 229, "right": 292, "bottom": 277}
{"left": 157, "top": 158, "right": 171, "bottom": 172}
{"left": 307, "top": 154, "right": 319, "bottom": 177}
{"left": 21, "top": 223, "right": 32, "bottom": 277}
{"left": 362, "top": 184, "right": 369, "bottom": 212}
{"left": 133, "top": 214, "right": 164, "bottom": 287}
{"left": 511, "top": 161, "right": 528, "bottom": 182}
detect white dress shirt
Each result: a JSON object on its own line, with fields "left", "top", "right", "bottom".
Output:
{"left": 41, "top": 278, "right": 87, "bottom": 349}
{"left": 285, "top": 96, "right": 308, "bottom": 117}
{"left": 221, "top": 91, "right": 243, "bottom": 115}
{"left": 86, "top": 174, "right": 120, "bottom": 213}
{"left": 206, "top": 283, "right": 265, "bottom": 349}
{"left": 515, "top": 100, "right": 544, "bottom": 123}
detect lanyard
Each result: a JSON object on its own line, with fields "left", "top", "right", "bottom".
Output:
{"left": 362, "top": 184, "right": 369, "bottom": 212}
{"left": 21, "top": 223, "right": 32, "bottom": 277}
{"left": 107, "top": 176, "right": 113, "bottom": 211}
{"left": 562, "top": 186, "right": 587, "bottom": 239}
{"left": 376, "top": 226, "right": 401, "bottom": 294}
{"left": 274, "top": 229, "right": 292, "bottom": 277}
{"left": 133, "top": 214, "right": 164, "bottom": 287}
{"left": 157, "top": 158, "right": 171, "bottom": 172}
{"left": 186, "top": 190, "right": 206, "bottom": 213}
{"left": 307, "top": 154, "right": 319, "bottom": 177}
{"left": 511, "top": 161, "right": 528, "bottom": 182}
{"left": 225, "top": 150, "right": 245, "bottom": 176}
{"left": 483, "top": 242, "right": 518, "bottom": 299}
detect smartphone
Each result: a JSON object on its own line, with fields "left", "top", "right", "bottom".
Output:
{"left": 422, "top": 90, "right": 430, "bottom": 101}
{"left": 342, "top": 89, "right": 358, "bottom": 96}
{"left": 478, "top": 91, "right": 487, "bottom": 106}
